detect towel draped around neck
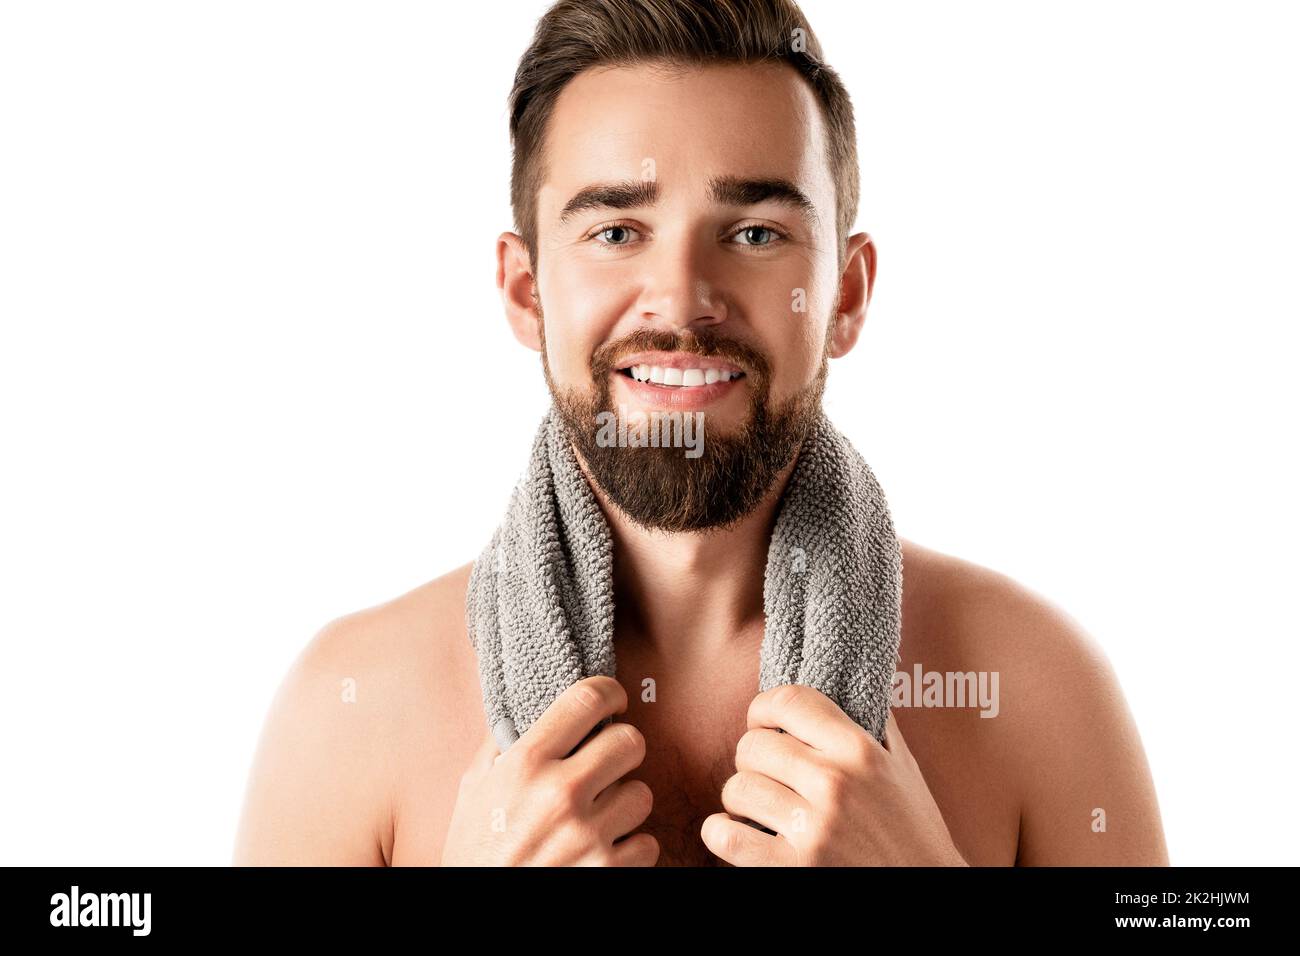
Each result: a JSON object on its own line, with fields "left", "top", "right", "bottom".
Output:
{"left": 465, "top": 405, "right": 903, "bottom": 753}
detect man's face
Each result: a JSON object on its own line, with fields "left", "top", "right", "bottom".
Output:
{"left": 529, "top": 60, "right": 847, "bottom": 532}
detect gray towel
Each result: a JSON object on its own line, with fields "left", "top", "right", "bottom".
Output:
{"left": 465, "top": 404, "right": 903, "bottom": 753}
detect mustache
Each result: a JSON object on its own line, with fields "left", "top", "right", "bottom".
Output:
{"left": 589, "top": 328, "right": 771, "bottom": 384}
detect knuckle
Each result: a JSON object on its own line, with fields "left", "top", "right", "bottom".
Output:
{"left": 735, "top": 729, "right": 759, "bottom": 761}
{"left": 720, "top": 772, "right": 748, "bottom": 806}
{"left": 570, "top": 682, "right": 605, "bottom": 715}
{"left": 772, "top": 684, "right": 806, "bottom": 710}
{"left": 719, "top": 773, "right": 737, "bottom": 802}
{"left": 817, "top": 765, "right": 851, "bottom": 804}
{"left": 851, "top": 733, "right": 880, "bottom": 769}
{"left": 510, "top": 738, "right": 543, "bottom": 771}
{"left": 626, "top": 779, "right": 653, "bottom": 813}
{"left": 589, "top": 675, "right": 627, "bottom": 710}
{"left": 539, "top": 775, "right": 583, "bottom": 815}
{"left": 616, "top": 722, "right": 645, "bottom": 754}
{"left": 563, "top": 817, "right": 602, "bottom": 853}
{"left": 639, "top": 833, "right": 661, "bottom": 866}
{"left": 744, "top": 776, "right": 775, "bottom": 813}
{"left": 717, "top": 822, "right": 745, "bottom": 858}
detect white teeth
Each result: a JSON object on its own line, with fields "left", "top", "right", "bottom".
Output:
{"left": 627, "top": 364, "right": 742, "bottom": 386}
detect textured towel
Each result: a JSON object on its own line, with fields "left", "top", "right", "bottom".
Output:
{"left": 465, "top": 404, "right": 903, "bottom": 753}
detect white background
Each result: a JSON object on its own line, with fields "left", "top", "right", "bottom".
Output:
{"left": 1, "top": 0, "right": 1295, "bottom": 866}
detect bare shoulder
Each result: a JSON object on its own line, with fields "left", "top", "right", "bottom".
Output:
{"left": 897, "top": 538, "right": 1169, "bottom": 865}
{"left": 233, "top": 561, "right": 483, "bottom": 866}
{"left": 899, "top": 537, "right": 1111, "bottom": 673}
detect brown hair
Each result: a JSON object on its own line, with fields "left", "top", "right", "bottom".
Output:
{"left": 508, "top": 0, "right": 859, "bottom": 273}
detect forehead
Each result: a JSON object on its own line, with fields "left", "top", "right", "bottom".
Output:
{"left": 537, "top": 60, "right": 833, "bottom": 218}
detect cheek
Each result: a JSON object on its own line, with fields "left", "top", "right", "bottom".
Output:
{"left": 543, "top": 323, "right": 593, "bottom": 385}
{"left": 749, "top": 271, "right": 834, "bottom": 394}
{"left": 767, "top": 322, "right": 824, "bottom": 397}
{"left": 538, "top": 264, "right": 622, "bottom": 384}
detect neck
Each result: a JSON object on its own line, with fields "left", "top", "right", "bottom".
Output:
{"left": 572, "top": 448, "right": 800, "bottom": 660}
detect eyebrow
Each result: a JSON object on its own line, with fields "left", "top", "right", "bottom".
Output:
{"left": 557, "top": 174, "right": 820, "bottom": 227}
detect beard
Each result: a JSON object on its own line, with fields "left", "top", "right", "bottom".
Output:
{"left": 539, "top": 316, "right": 831, "bottom": 534}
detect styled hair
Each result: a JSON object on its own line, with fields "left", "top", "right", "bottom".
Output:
{"left": 507, "top": 0, "right": 859, "bottom": 272}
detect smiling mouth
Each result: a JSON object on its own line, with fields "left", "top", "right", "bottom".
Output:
{"left": 616, "top": 364, "right": 746, "bottom": 388}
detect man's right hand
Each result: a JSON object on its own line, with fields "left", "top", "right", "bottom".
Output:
{"left": 439, "top": 676, "right": 658, "bottom": 866}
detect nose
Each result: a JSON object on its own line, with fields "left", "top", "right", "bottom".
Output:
{"left": 634, "top": 234, "right": 729, "bottom": 333}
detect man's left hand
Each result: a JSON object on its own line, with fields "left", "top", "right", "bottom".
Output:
{"left": 700, "top": 684, "right": 969, "bottom": 866}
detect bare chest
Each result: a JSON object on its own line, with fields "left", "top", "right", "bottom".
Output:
{"left": 613, "top": 641, "right": 762, "bottom": 867}
{"left": 612, "top": 653, "right": 1020, "bottom": 867}
{"left": 616, "top": 689, "right": 749, "bottom": 867}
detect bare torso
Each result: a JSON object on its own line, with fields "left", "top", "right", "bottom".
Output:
{"left": 385, "top": 539, "right": 1021, "bottom": 866}
{"left": 234, "top": 537, "right": 1166, "bottom": 867}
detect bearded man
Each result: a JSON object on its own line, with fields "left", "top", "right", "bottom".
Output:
{"left": 235, "top": 0, "right": 1168, "bottom": 868}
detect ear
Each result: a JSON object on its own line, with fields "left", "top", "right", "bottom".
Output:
{"left": 828, "top": 232, "right": 877, "bottom": 359}
{"left": 497, "top": 231, "right": 542, "bottom": 352}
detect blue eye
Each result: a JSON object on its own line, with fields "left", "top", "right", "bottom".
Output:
{"left": 589, "top": 224, "right": 639, "bottom": 246}
{"left": 732, "top": 225, "right": 780, "bottom": 246}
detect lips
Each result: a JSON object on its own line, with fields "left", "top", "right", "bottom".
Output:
{"left": 610, "top": 367, "right": 745, "bottom": 413}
